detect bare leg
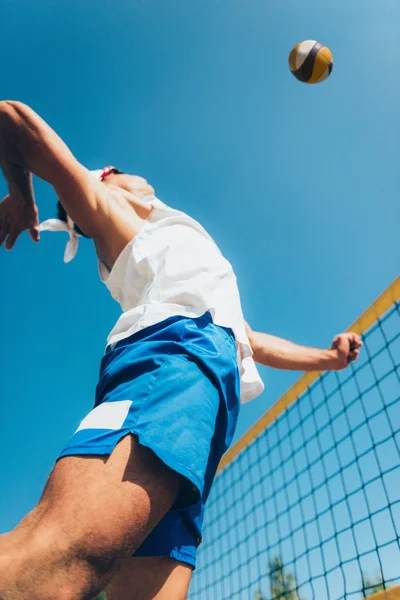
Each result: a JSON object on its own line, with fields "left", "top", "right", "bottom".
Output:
{"left": 106, "top": 556, "right": 193, "bottom": 600}
{"left": 0, "top": 435, "right": 182, "bottom": 600}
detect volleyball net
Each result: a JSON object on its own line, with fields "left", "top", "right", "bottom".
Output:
{"left": 189, "top": 278, "right": 400, "bottom": 600}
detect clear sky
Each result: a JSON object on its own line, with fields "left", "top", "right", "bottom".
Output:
{"left": 0, "top": 0, "right": 398, "bottom": 543}
{"left": 190, "top": 305, "right": 400, "bottom": 598}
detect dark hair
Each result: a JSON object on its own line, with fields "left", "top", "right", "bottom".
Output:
{"left": 56, "top": 201, "right": 91, "bottom": 238}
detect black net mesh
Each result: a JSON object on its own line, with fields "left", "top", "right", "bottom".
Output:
{"left": 189, "top": 293, "right": 400, "bottom": 600}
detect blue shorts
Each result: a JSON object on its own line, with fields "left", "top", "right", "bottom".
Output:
{"left": 59, "top": 312, "right": 240, "bottom": 568}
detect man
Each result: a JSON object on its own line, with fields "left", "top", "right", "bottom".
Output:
{"left": 0, "top": 101, "right": 362, "bottom": 600}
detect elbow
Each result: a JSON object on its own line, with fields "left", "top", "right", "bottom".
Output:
{"left": 0, "top": 101, "right": 29, "bottom": 123}
{"left": 0, "top": 103, "right": 17, "bottom": 141}
{"left": 1, "top": 100, "right": 25, "bottom": 110}
{"left": 0, "top": 101, "right": 21, "bottom": 127}
{"left": 0, "top": 100, "right": 13, "bottom": 118}
{"left": 0, "top": 102, "right": 31, "bottom": 166}
{"left": 0, "top": 102, "right": 34, "bottom": 151}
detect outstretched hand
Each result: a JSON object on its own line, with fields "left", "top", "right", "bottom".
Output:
{"left": 330, "top": 332, "right": 363, "bottom": 370}
{"left": 0, "top": 193, "right": 40, "bottom": 250}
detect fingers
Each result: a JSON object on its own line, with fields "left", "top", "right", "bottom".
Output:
{"left": 5, "top": 229, "right": 20, "bottom": 250}
{"left": 348, "top": 349, "right": 360, "bottom": 363}
{"left": 1, "top": 226, "right": 40, "bottom": 248}
{"left": 348, "top": 332, "right": 363, "bottom": 349}
{"left": 334, "top": 332, "right": 363, "bottom": 350}
{"left": 332, "top": 332, "right": 363, "bottom": 368}
{"left": 29, "top": 227, "right": 40, "bottom": 243}
{"left": 1, "top": 227, "right": 39, "bottom": 248}
{"left": 0, "top": 221, "right": 7, "bottom": 247}
{"left": 332, "top": 334, "right": 350, "bottom": 356}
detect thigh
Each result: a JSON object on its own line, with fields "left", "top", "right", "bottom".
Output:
{"left": 29, "top": 434, "right": 182, "bottom": 567}
{"left": 105, "top": 556, "right": 193, "bottom": 600}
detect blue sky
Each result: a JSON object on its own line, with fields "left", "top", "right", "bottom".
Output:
{"left": 190, "top": 305, "right": 400, "bottom": 598}
{"left": 0, "top": 0, "right": 398, "bottom": 546}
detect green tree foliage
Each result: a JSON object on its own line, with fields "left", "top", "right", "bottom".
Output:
{"left": 269, "top": 557, "right": 304, "bottom": 600}
{"left": 254, "top": 558, "right": 388, "bottom": 599}
{"left": 361, "top": 570, "right": 385, "bottom": 597}
{"left": 254, "top": 556, "right": 305, "bottom": 600}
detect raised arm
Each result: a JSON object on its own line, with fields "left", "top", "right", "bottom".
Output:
{"left": 245, "top": 322, "right": 362, "bottom": 371}
{"left": 0, "top": 100, "right": 109, "bottom": 248}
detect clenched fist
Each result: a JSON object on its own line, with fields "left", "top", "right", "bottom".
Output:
{"left": 330, "top": 332, "right": 363, "bottom": 370}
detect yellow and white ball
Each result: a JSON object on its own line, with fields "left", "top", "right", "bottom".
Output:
{"left": 289, "top": 40, "right": 333, "bottom": 84}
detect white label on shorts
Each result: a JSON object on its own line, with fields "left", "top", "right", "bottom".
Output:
{"left": 75, "top": 400, "right": 133, "bottom": 433}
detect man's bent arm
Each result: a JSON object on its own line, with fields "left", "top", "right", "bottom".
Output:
{"left": 0, "top": 100, "right": 108, "bottom": 239}
{"left": 246, "top": 323, "right": 362, "bottom": 372}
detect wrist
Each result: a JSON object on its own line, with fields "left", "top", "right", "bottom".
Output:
{"left": 8, "top": 168, "right": 35, "bottom": 207}
{"left": 324, "top": 348, "right": 347, "bottom": 371}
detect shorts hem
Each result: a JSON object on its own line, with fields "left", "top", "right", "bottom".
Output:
{"left": 58, "top": 429, "right": 203, "bottom": 508}
{"left": 132, "top": 549, "right": 196, "bottom": 569}
{"left": 169, "top": 549, "right": 197, "bottom": 569}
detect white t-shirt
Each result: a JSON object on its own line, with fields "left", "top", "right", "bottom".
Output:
{"left": 99, "top": 197, "right": 264, "bottom": 404}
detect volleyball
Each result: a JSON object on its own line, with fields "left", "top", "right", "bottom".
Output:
{"left": 289, "top": 40, "right": 333, "bottom": 84}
